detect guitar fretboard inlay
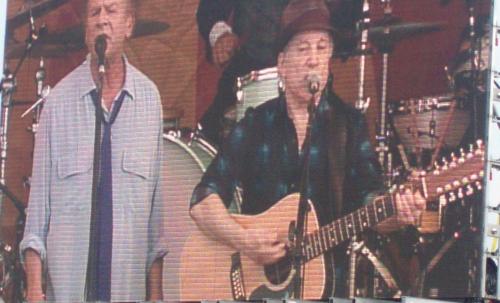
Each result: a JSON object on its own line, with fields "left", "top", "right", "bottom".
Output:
{"left": 301, "top": 194, "right": 396, "bottom": 262}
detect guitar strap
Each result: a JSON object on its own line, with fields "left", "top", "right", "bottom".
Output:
{"left": 324, "top": 92, "right": 349, "bottom": 298}
{"left": 327, "top": 96, "right": 348, "bottom": 219}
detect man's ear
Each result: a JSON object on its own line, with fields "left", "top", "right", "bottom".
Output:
{"left": 125, "top": 14, "right": 135, "bottom": 39}
{"left": 277, "top": 52, "right": 285, "bottom": 79}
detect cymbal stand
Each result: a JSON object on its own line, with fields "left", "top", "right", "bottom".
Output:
{"left": 20, "top": 58, "right": 48, "bottom": 189}
{"left": 355, "top": 0, "right": 371, "bottom": 114}
{"left": 0, "top": 10, "right": 41, "bottom": 303}
{"left": 375, "top": 0, "right": 394, "bottom": 186}
{"left": 32, "top": 57, "right": 46, "bottom": 135}
{"left": 0, "top": 7, "right": 40, "bottom": 214}
{"left": 465, "top": 0, "right": 481, "bottom": 139}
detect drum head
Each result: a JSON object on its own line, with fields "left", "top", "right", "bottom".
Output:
{"left": 162, "top": 132, "right": 216, "bottom": 301}
{"left": 392, "top": 96, "right": 470, "bottom": 150}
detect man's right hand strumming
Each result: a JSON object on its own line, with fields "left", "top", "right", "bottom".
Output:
{"left": 190, "top": 194, "right": 287, "bottom": 266}
{"left": 237, "top": 227, "right": 287, "bottom": 266}
{"left": 212, "top": 33, "right": 239, "bottom": 67}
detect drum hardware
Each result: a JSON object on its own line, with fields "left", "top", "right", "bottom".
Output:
{"left": 235, "top": 67, "right": 279, "bottom": 122}
{"left": 375, "top": 0, "right": 395, "bottom": 186}
{"left": 412, "top": 229, "right": 469, "bottom": 297}
{"left": 7, "top": 0, "right": 70, "bottom": 33}
{"left": 2, "top": 9, "right": 47, "bottom": 302}
{"left": 348, "top": 238, "right": 401, "bottom": 298}
{"left": 391, "top": 95, "right": 470, "bottom": 166}
{"left": 367, "top": 21, "right": 443, "bottom": 49}
{"left": 163, "top": 106, "right": 184, "bottom": 132}
{"left": 461, "top": 0, "right": 483, "bottom": 140}
{"left": 354, "top": 0, "right": 371, "bottom": 114}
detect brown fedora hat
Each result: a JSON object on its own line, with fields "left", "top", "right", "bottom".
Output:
{"left": 276, "top": 0, "right": 335, "bottom": 53}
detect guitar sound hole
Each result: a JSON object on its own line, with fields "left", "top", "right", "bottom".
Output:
{"left": 264, "top": 254, "right": 293, "bottom": 285}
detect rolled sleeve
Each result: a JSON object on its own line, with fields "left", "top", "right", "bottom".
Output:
{"left": 190, "top": 121, "right": 249, "bottom": 209}
{"left": 147, "top": 98, "right": 168, "bottom": 271}
{"left": 19, "top": 234, "right": 47, "bottom": 264}
{"left": 20, "top": 101, "right": 52, "bottom": 265}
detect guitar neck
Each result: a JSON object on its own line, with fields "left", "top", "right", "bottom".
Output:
{"left": 301, "top": 193, "right": 396, "bottom": 262}
{"left": 299, "top": 142, "right": 485, "bottom": 263}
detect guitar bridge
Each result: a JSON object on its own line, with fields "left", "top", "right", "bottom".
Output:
{"left": 230, "top": 252, "right": 247, "bottom": 300}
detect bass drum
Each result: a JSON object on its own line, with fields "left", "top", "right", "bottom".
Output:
{"left": 161, "top": 131, "right": 217, "bottom": 301}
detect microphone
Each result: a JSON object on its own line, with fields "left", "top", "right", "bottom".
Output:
{"left": 95, "top": 35, "right": 107, "bottom": 74}
{"left": 307, "top": 74, "right": 320, "bottom": 95}
{"left": 35, "top": 58, "right": 45, "bottom": 98}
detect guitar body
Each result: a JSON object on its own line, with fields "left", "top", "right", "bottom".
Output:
{"left": 179, "top": 193, "right": 326, "bottom": 301}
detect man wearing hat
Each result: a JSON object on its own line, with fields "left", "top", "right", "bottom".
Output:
{"left": 190, "top": 0, "right": 425, "bottom": 298}
{"left": 196, "top": 0, "right": 362, "bottom": 146}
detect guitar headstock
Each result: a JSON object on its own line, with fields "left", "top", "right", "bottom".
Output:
{"left": 419, "top": 140, "right": 485, "bottom": 202}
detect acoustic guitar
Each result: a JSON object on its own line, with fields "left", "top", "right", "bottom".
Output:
{"left": 179, "top": 142, "right": 484, "bottom": 301}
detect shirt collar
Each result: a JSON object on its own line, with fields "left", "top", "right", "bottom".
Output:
{"left": 280, "top": 90, "right": 331, "bottom": 120}
{"left": 80, "top": 54, "right": 135, "bottom": 100}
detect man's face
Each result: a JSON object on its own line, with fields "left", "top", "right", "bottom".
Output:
{"left": 85, "top": 0, "right": 134, "bottom": 62}
{"left": 278, "top": 30, "right": 333, "bottom": 103}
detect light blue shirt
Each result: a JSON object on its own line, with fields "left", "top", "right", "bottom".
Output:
{"left": 20, "top": 56, "right": 167, "bottom": 302}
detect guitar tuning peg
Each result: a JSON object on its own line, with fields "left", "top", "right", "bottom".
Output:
{"left": 450, "top": 159, "right": 458, "bottom": 168}
{"left": 466, "top": 184, "right": 474, "bottom": 196}
{"left": 436, "top": 187, "right": 444, "bottom": 195}
{"left": 475, "top": 148, "right": 484, "bottom": 156}
{"left": 442, "top": 158, "right": 449, "bottom": 170}
{"left": 399, "top": 184, "right": 405, "bottom": 192}
{"left": 433, "top": 161, "right": 440, "bottom": 175}
{"left": 476, "top": 139, "right": 483, "bottom": 148}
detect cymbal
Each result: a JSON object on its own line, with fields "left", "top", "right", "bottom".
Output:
{"left": 7, "top": 0, "right": 70, "bottom": 31}
{"left": 6, "top": 19, "right": 169, "bottom": 59}
{"left": 42, "top": 19, "right": 170, "bottom": 45}
{"left": 368, "top": 21, "right": 444, "bottom": 48}
{"left": 6, "top": 41, "right": 81, "bottom": 59}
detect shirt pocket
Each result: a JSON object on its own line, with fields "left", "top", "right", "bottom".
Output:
{"left": 53, "top": 152, "right": 92, "bottom": 215}
{"left": 121, "top": 150, "right": 153, "bottom": 180}
{"left": 120, "top": 150, "right": 154, "bottom": 217}
{"left": 56, "top": 153, "right": 92, "bottom": 179}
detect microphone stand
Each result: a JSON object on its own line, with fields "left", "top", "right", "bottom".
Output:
{"left": 292, "top": 87, "right": 319, "bottom": 299}
{"left": 465, "top": 0, "right": 480, "bottom": 139}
